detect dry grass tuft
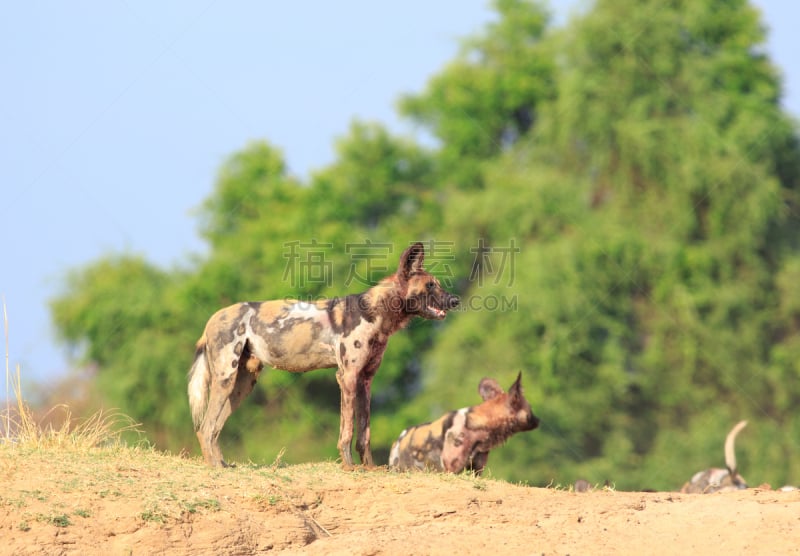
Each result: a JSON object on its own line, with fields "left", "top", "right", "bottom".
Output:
{"left": 2, "top": 298, "right": 143, "bottom": 452}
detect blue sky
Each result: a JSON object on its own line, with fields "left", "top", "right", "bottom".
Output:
{"left": 1, "top": 1, "right": 798, "bottom": 388}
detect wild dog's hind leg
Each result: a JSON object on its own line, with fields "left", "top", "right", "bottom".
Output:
{"left": 197, "top": 343, "right": 261, "bottom": 467}
{"left": 196, "top": 367, "right": 235, "bottom": 467}
{"left": 355, "top": 373, "right": 375, "bottom": 466}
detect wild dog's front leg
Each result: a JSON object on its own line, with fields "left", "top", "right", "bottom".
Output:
{"left": 467, "top": 451, "right": 490, "bottom": 476}
{"left": 355, "top": 373, "right": 374, "bottom": 466}
{"left": 335, "top": 366, "right": 357, "bottom": 466}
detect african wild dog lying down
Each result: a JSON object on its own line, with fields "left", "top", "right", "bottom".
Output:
{"left": 188, "top": 242, "right": 459, "bottom": 468}
{"left": 680, "top": 420, "right": 748, "bottom": 494}
{"left": 388, "top": 373, "right": 539, "bottom": 475}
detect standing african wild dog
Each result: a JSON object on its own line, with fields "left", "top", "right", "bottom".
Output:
{"left": 388, "top": 372, "right": 539, "bottom": 475}
{"left": 188, "top": 242, "right": 459, "bottom": 467}
{"left": 680, "top": 420, "right": 748, "bottom": 493}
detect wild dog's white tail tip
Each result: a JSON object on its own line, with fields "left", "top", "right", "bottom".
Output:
{"left": 188, "top": 340, "right": 210, "bottom": 430}
{"left": 724, "top": 420, "right": 748, "bottom": 474}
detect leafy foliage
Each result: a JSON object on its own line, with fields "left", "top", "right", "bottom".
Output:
{"left": 399, "top": 0, "right": 555, "bottom": 188}
{"left": 51, "top": 0, "right": 800, "bottom": 490}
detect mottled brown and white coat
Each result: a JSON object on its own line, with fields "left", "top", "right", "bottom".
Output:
{"left": 680, "top": 420, "right": 748, "bottom": 494}
{"left": 388, "top": 373, "right": 539, "bottom": 475}
{"left": 188, "top": 242, "right": 459, "bottom": 467}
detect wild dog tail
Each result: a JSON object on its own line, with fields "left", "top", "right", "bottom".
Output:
{"left": 724, "top": 420, "right": 748, "bottom": 475}
{"left": 188, "top": 338, "right": 210, "bottom": 431}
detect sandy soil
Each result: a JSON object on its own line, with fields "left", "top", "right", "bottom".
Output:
{"left": 1, "top": 448, "right": 799, "bottom": 555}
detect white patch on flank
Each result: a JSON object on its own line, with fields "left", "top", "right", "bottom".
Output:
{"left": 275, "top": 302, "right": 324, "bottom": 330}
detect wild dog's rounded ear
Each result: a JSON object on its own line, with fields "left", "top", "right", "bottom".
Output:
{"left": 478, "top": 377, "right": 503, "bottom": 401}
{"left": 509, "top": 372, "right": 523, "bottom": 397}
{"left": 398, "top": 242, "right": 425, "bottom": 279}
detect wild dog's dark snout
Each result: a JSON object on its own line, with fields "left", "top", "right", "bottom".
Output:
{"left": 529, "top": 412, "right": 540, "bottom": 430}
{"left": 446, "top": 294, "right": 460, "bottom": 309}
{"left": 404, "top": 276, "right": 459, "bottom": 319}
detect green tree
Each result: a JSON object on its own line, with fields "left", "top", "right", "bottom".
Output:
{"left": 399, "top": 0, "right": 555, "bottom": 188}
{"left": 415, "top": 0, "right": 800, "bottom": 489}
{"left": 311, "top": 121, "right": 439, "bottom": 231}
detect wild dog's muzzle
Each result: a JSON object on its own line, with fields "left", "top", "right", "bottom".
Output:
{"left": 425, "top": 292, "right": 460, "bottom": 320}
